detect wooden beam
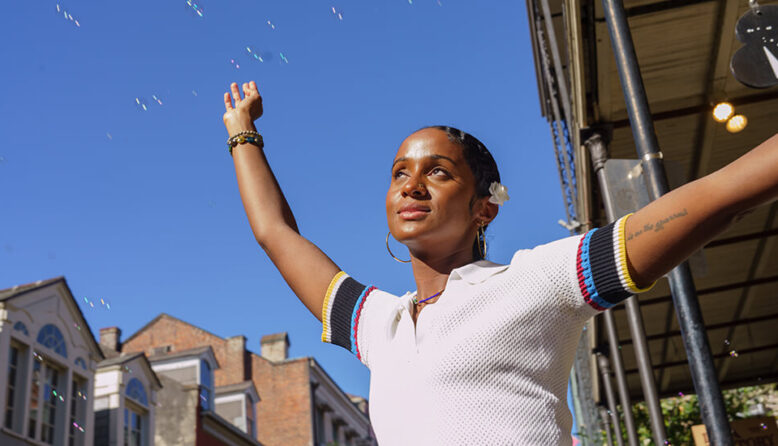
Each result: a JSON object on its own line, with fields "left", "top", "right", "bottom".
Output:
{"left": 688, "top": 0, "right": 742, "bottom": 181}
{"left": 610, "top": 90, "right": 778, "bottom": 129}
{"left": 611, "top": 274, "right": 778, "bottom": 311}
{"left": 620, "top": 313, "right": 778, "bottom": 346}
{"left": 624, "top": 342, "right": 778, "bottom": 375}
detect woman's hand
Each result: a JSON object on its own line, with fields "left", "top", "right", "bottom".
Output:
{"left": 223, "top": 81, "right": 263, "bottom": 136}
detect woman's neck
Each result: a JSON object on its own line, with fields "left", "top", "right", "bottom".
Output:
{"left": 409, "top": 247, "right": 475, "bottom": 300}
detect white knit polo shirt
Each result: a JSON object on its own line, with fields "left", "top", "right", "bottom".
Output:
{"left": 321, "top": 215, "right": 654, "bottom": 445}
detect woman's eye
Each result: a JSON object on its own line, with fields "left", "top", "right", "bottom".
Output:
{"left": 429, "top": 167, "right": 450, "bottom": 177}
{"left": 393, "top": 170, "right": 407, "bottom": 179}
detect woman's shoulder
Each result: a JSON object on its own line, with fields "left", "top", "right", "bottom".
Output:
{"left": 508, "top": 233, "right": 584, "bottom": 265}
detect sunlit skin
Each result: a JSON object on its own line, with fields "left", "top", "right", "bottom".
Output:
{"left": 224, "top": 79, "right": 778, "bottom": 332}
{"left": 386, "top": 129, "right": 497, "bottom": 318}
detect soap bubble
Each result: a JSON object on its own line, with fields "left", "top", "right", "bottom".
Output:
{"left": 185, "top": 0, "right": 204, "bottom": 17}
{"left": 246, "top": 46, "right": 268, "bottom": 63}
{"left": 83, "top": 296, "right": 111, "bottom": 310}
{"left": 56, "top": 4, "right": 81, "bottom": 27}
{"left": 135, "top": 97, "right": 149, "bottom": 112}
{"left": 331, "top": 6, "right": 343, "bottom": 20}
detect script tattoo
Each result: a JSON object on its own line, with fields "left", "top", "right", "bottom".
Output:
{"left": 626, "top": 208, "right": 689, "bottom": 241}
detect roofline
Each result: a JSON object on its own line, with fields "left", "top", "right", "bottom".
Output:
{"left": 308, "top": 358, "right": 370, "bottom": 425}
{"left": 97, "top": 352, "right": 164, "bottom": 389}
{"left": 148, "top": 345, "right": 221, "bottom": 370}
{"left": 2, "top": 276, "right": 105, "bottom": 361}
{"left": 123, "top": 313, "right": 229, "bottom": 345}
{"left": 137, "top": 353, "right": 164, "bottom": 389}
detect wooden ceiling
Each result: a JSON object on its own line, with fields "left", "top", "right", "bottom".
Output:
{"left": 529, "top": 0, "right": 778, "bottom": 401}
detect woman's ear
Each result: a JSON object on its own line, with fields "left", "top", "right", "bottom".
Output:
{"left": 474, "top": 197, "right": 499, "bottom": 225}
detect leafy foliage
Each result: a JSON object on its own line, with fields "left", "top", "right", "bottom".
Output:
{"left": 602, "top": 383, "right": 776, "bottom": 445}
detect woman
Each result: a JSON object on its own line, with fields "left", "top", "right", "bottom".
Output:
{"left": 223, "top": 81, "right": 778, "bottom": 445}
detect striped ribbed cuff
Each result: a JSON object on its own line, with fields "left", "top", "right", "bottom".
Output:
{"left": 576, "top": 214, "right": 656, "bottom": 311}
{"left": 320, "top": 271, "right": 376, "bottom": 360}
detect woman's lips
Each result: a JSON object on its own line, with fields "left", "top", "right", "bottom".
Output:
{"left": 398, "top": 205, "right": 430, "bottom": 220}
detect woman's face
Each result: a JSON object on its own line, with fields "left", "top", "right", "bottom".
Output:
{"left": 386, "top": 128, "right": 485, "bottom": 258}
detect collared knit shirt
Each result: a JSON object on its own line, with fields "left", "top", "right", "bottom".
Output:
{"left": 321, "top": 215, "right": 654, "bottom": 445}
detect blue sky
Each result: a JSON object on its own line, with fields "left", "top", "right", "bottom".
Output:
{"left": 1, "top": 0, "right": 574, "bottom": 410}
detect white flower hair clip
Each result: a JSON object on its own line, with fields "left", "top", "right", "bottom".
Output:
{"left": 488, "top": 181, "right": 510, "bottom": 205}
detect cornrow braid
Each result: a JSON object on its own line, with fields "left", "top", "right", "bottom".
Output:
{"left": 422, "top": 126, "right": 502, "bottom": 260}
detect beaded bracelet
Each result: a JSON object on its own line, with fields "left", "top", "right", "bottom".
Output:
{"left": 227, "top": 131, "right": 264, "bottom": 156}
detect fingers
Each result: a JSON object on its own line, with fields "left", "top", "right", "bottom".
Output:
{"left": 230, "top": 82, "right": 241, "bottom": 104}
{"left": 242, "top": 82, "right": 251, "bottom": 98}
{"left": 224, "top": 92, "right": 232, "bottom": 111}
{"left": 250, "top": 80, "right": 258, "bottom": 94}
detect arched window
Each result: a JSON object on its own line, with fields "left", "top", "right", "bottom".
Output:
{"left": 13, "top": 321, "right": 29, "bottom": 336}
{"left": 125, "top": 378, "right": 148, "bottom": 406}
{"left": 74, "top": 357, "right": 87, "bottom": 370}
{"left": 36, "top": 324, "right": 67, "bottom": 358}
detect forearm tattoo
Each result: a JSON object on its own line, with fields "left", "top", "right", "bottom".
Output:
{"left": 626, "top": 208, "right": 689, "bottom": 241}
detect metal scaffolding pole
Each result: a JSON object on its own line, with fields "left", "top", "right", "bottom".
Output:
{"left": 600, "top": 0, "right": 733, "bottom": 444}
{"left": 587, "top": 133, "right": 664, "bottom": 445}
{"left": 600, "top": 406, "right": 616, "bottom": 446}
{"left": 602, "top": 311, "right": 639, "bottom": 446}
{"left": 596, "top": 353, "right": 625, "bottom": 446}
{"left": 534, "top": 0, "right": 578, "bottom": 224}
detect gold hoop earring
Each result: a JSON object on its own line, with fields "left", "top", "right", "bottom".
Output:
{"left": 386, "top": 232, "right": 411, "bottom": 263}
{"left": 477, "top": 225, "right": 487, "bottom": 259}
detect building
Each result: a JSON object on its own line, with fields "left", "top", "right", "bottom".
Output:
{"left": 120, "top": 313, "right": 375, "bottom": 446}
{"left": 0, "top": 277, "right": 104, "bottom": 446}
{"left": 93, "top": 350, "right": 162, "bottom": 446}
{"left": 2, "top": 278, "right": 372, "bottom": 446}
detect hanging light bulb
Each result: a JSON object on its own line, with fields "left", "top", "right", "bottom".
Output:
{"left": 726, "top": 114, "right": 748, "bottom": 133}
{"left": 712, "top": 102, "right": 734, "bottom": 122}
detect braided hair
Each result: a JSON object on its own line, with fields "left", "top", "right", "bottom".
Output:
{"left": 423, "top": 126, "right": 501, "bottom": 260}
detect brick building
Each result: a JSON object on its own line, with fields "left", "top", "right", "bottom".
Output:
{"left": 119, "top": 313, "right": 375, "bottom": 446}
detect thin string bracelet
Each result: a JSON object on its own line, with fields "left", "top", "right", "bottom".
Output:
{"left": 413, "top": 290, "right": 444, "bottom": 305}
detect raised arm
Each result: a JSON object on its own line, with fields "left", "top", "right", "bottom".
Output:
{"left": 625, "top": 133, "right": 778, "bottom": 288}
{"left": 223, "top": 81, "right": 339, "bottom": 320}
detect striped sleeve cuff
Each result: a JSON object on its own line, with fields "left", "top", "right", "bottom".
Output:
{"left": 576, "top": 214, "right": 656, "bottom": 311}
{"left": 321, "top": 271, "right": 376, "bottom": 361}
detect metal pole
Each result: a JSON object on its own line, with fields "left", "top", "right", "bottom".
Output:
{"left": 597, "top": 353, "right": 625, "bottom": 446}
{"left": 534, "top": 1, "right": 577, "bottom": 224}
{"left": 538, "top": 0, "right": 574, "bottom": 131}
{"left": 599, "top": 1, "right": 733, "bottom": 444}
{"left": 587, "top": 133, "right": 665, "bottom": 444}
{"left": 600, "top": 406, "right": 616, "bottom": 446}
{"left": 602, "top": 311, "right": 639, "bottom": 446}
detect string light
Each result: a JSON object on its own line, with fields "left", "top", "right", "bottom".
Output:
{"left": 712, "top": 102, "right": 734, "bottom": 122}
{"left": 726, "top": 114, "right": 748, "bottom": 133}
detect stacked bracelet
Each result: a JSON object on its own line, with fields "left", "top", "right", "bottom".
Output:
{"left": 227, "top": 131, "right": 264, "bottom": 156}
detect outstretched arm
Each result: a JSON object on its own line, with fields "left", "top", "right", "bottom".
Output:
{"left": 223, "top": 81, "right": 339, "bottom": 321}
{"left": 625, "top": 133, "right": 778, "bottom": 288}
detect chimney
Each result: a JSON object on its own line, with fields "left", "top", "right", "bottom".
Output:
{"left": 260, "top": 332, "right": 290, "bottom": 362}
{"left": 227, "top": 335, "right": 246, "bottom": 354}
{"left": 99, "top": 327, "right": 122, "bottom": 352}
